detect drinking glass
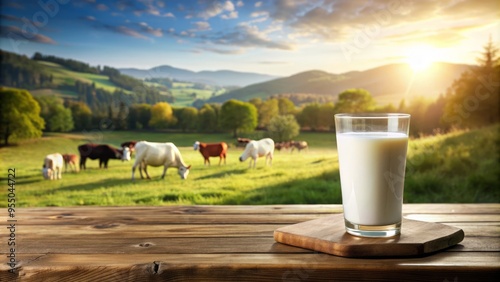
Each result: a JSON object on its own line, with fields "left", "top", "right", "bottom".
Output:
{"left": 335, "top": 113, "right": 410, "bottom": 237}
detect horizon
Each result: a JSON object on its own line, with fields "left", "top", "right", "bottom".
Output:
{"left": 0, "top": 0, "right": 498, "bottom": 76}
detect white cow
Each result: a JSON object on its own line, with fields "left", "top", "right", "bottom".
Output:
{"left": 42, "top": 153, "right": 64, "bottom": 180}
{"left": 239, "top": 138, "right": 274, "bottom": 168}
{"left": 132, "top": 141, "right": 191, "bottom": 180}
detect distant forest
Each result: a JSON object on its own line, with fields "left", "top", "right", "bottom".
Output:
{"left": 0, "top": 50, "right": 173, "bottom": 115}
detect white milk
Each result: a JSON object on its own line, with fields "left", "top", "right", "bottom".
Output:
{"left": 337, "top": 132, "right": 408, "bottom": 226}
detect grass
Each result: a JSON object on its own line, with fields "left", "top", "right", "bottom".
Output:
{"left": 0, "top": 125, "right": 498, "bottom": 207}
{"left": 170, "top": 82, "right": 226, "bottom": 107}
{"left": 38, "top": 61, "right": 127, "bottom": 94}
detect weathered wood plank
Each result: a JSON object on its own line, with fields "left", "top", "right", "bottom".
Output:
{"left": 2, "top": 213, "right": 499, "bottom": 226}
{"left": 10, "top": 223, "right": 498, "bottom": 238}
{"left": 3, "top": 253, "right": 499, "bottom": 282}
{"left": 7, "top": 234, "right": 498, "bottom": 255}
{"left": 2, "top": 203, "right": 498, "bottom": 220}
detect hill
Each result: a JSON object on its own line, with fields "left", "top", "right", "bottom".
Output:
{"left": 119, "top": 65, "right": 280, "bottom": 87}
{"left": 0, "top": 50, "right": 171, "bottom": 112}
{"left": 208, "top": 62, "right": 471, "bottom": 105}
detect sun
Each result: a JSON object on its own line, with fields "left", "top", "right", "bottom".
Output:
{"left": 406, "top": 46, "right": 438, "bottom": 72}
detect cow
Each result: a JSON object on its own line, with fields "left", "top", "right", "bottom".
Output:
{"left": 193, "top": 141, "right": 228, "bottom": 166}
{"left": 291, "top": 141, "right": 308, "bottom": 153}
{"left": 62, "top": 154, "right": 79, "bottom": 172}
{"left": 121, "top": 141, "right": 137, "bottom": 156}
{"left": 236, "top": 137, "right": 252, "bottom": 147}
{"left": 275, "top": 141, "right": 291, "bottom": 151}
{"left": 42, "top": 153, "right": 64, "bottom": 180}
{"left": 78, "top": 144, "right": 131, "bottom": 170}
{"left": 132, "top": 141, "right": 191, "bottom": 180}
{"left": 239, "top": 138, "right": 274, "bottom": 168}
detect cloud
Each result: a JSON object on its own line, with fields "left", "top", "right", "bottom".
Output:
{"left": 138, "top": 22, "right": 162, "bottom": 37}
{"left": 221, "top": 11, "right": 238, "bottom": 19}
{"left": 0, "top": 25, "right": 57, "bottom": 45}
{"left": 277, "top": 0, "right": 500, "bottom": 44}
{"left": 236, "top": 1, "right": 244, "bottom": 7}
{"left": 0, "top": 14, "right": 23, "bottom": 23}
{"left": 251, "top": 11, "right": 268, "bottom": 18}
{"left": 197, "top": 0, "right": 236, "bottom": 19}
{"left": 255, "top": 1, "right": 262, "bottom": 8}
{"left": 96, "top": 4, "right": 108, "bottom": 11}
{"left": 164, "top": 12, "right": 175, "bottom": 18}
{"left": 192, "top": 21, "right": 211, "bottom": 31}
{"left": 207, "top": 24, "right": 294, "bottom": 50}
{"left": 82, "top": 15, "right": 96, "bottom": 21}
{"left": 91, "top": 22, "right": 149, "bottom": 40}
{"left": 197, "top": 46, "right": 245, "bottom": 54}
{"left": 258, "top": 61, "right": 289, "bottom": 65}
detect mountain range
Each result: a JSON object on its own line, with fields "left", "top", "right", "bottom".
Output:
{"left": 206, "top": 62, "right": 471, "bottom": 105}
{"left": 119, "top": 65, "right": 280, "bottom": 87}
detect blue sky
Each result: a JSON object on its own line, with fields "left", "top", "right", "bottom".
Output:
{"left": 0, "top": 0, "right": 498, "bottom": 76}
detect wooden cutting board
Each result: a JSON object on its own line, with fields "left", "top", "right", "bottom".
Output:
{"left": 274, "top": 214, "right": 464, "bottom": 257}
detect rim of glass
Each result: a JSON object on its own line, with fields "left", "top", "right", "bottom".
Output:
{"left": 335, "top": 113, "right": 410, "bottom": 119}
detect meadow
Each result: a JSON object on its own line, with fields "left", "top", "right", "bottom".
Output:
{"left": 0, "top": 124, "right": 498, "bottom": 207}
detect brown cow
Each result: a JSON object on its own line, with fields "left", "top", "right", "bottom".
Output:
{"left": 290, "top": 141, "right": 308, "bottom": 153}
{"left": 121, "top": 141, "right": 137, "bottom": 155}
{"left": 62, "top": 154, "right": 79, "bottom": 172}
{"left": 236, "top": 138, "right": 252, "bottom": 147}
{"left": 193, "top": 141, "right": 228, "bottom": 165}
{"left": 275, "top": 141, "right": 291, "bottom": 151}
{"left": 78, "top": 144, "right": 131, "bottom": 170}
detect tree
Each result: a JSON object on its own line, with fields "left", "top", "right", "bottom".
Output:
{"left": 198, "top": 104, "right": 219, "bottom": 132}
{"left": 178, "top": 107, "right": 198, "bottom": 132}
{"left": 277, "top": 97, "right": 296, "bottom": 115}
{"left": 127, "top": 103, "right": 152, "bottom": 130}
{"left": 333, "top": 88, "right": 375, "bottom": 113}
{"left": 442, "top": 39, "right": 499, "bottom": 129}
{"left": 149, "top": 102, "right": 176, "bottom": 129}
{"left": 297, "top": 103, "right": 321, "bottom": 130}
{"left": 220, "top": 99, "right": 258, "bottom": 137}
{"left": 49, "top": 104, "right": 74, "bottom": 132}
{"left": 35, "top": 96, "right": 74, "bottom": 132}
{"left": 267, "top": 114, "right": 300, "bottom": 142}
{"left": 0, "top": 88, "right": 45, "bottom": 145}
{"left": 318, "top": 102, "right": 335, "bottom": 130}
{"left": 115, "top": 101, "right": 128, "bottom": 130}
{"left": 258, "top": 98, "right": 279, "bottom": 129}
{"left": 68, "top": 101, "right": 92, "bottom": 131}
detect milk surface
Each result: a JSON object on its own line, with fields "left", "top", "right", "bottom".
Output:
{"left": 337, "top": 132, "right": 408, "bottom": 226}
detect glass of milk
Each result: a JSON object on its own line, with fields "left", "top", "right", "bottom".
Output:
{"left": 335, "top": 113, "right": 410, "bottom": 238}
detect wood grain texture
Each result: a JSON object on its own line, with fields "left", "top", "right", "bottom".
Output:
{"left": 274, "top": 214, "right": 465, "bottom": 257}
{"left": 1, "top": 204, "right": 499, "bottom": 281}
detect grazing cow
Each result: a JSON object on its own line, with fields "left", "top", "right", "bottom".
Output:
{"left": 42, "top": 153, "right": 64, "bottom": 180}
{"left": 78, "top": 144, "right": 131, "bottom": 170}
{"left": 239, "top": 138, "right": 274, "bottom": 168}
{"left": 193, "top": 141, "right": 228, "bottom": 166}
{"left": 62, "top": 154, "right": 79, "bottom": 172}
{"left": 236, "top": 137, "right": 252, "bottom": 147}
{"left": 121, "top": 141, "right": 137, "bottom": 155}
{"left": 291, "top": 141, "right": 308, "bottom": 153}
{"left": 132, "top": 141, "right": 191, "bottom": 180}
{"left": 275, "top": 141, "right": 291, "bottom": 151}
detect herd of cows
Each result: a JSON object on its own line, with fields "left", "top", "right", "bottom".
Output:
{"left": 41, "top": 138, "right": 309, "bottom": 181}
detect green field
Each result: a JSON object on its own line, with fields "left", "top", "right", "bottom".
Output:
{"left": 1, "top": 125, "right": 498, "bottom": 207}
{"left": 170, "top": 82, "right": 225, "bottom": 107}
{"left": 37, "top": 61, "right": 129, "bottom": 95}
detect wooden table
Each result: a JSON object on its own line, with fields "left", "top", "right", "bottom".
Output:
{"left": 1, "top": 204, "right": 499, "bottom": 281}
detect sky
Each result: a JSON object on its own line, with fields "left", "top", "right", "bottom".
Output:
{"left": 0, "top": 0, "right": 499, "bottom": 76}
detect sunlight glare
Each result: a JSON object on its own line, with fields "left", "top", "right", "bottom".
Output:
{"left": 406, "top": 46, "right": 438, "bottom": 72}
